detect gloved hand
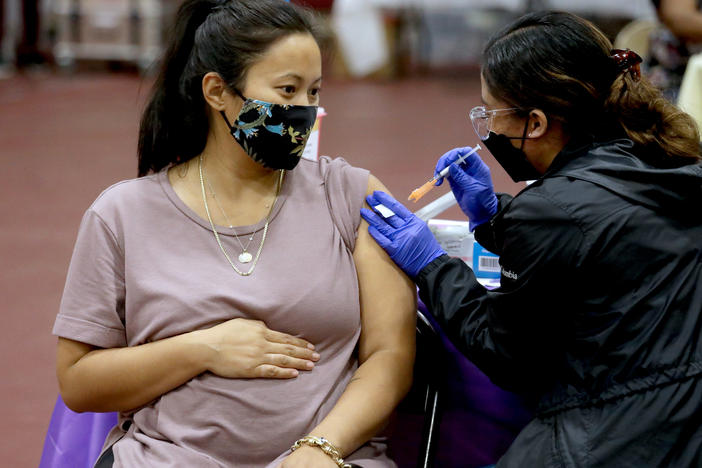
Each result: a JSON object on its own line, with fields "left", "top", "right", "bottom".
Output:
{"left": 360, "top": 191, "right": 446, "bottom": 278}
{"left": 435, "top": 146, "right": 498, "bottom": 231}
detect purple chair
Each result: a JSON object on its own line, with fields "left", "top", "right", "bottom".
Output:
{"left": 420, "top": 299, "right": 533, "bottom": 467}
{"left": 39, "top": 395, "right": 117, "bottom": 468}
{"left": 388, "top": 301, "right": 534, "bottom": 468}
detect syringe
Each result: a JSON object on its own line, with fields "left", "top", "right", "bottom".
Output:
{"left": 408, "top": 144, "right": 482, "bottom": 202}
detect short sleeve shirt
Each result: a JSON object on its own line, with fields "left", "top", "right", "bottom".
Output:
{"left": 54, "top": 157, "right": 396, "bottom": 467}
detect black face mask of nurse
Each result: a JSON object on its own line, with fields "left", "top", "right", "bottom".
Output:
{"left": 482, "top": 122, "right": 542, "bottom": 182}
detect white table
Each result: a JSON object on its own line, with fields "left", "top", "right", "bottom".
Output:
{"left": 370, "top": 0, "right": 524, "bottom": 11}
{"left": 332, "top": 0, "right": 657, "bottom": 77}
{"left": 370, "top": 0, "right": 655, "bottom": 17}
{"left": 545, "top": 0, "right": 656, "bottom": 19}
{"left": 332, "top": 0, "right": 528, "bottom": 76}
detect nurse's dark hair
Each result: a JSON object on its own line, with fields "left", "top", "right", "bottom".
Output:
{"left": 482, "top": 11, "right": 700, "bottom": 163}
{"left": 137, "top": 0, "right": 324, "bottom": 176}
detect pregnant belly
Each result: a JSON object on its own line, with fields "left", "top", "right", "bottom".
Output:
{"left": 143, "top": 358, "right": 355, "bottom": 466}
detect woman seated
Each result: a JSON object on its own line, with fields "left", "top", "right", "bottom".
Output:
{"left": 53, "top": 1, "right": 415, "bottom": 467}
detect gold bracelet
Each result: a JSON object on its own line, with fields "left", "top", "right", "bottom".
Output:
{"left": 290, "top": 435, "right": 352, "bottom": 468}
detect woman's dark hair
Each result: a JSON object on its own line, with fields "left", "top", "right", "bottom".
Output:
{"left": 138, "top": 0, "right": 324, "bottom": 176}
{"left": 482, "top": 11, "right": 700, "bottom": 163}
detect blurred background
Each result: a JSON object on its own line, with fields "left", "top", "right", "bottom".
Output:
{"left": 1, "top": 0, "right": 696, "bottom": 466}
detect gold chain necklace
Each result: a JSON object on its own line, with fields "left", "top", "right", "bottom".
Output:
{"left": 204, "top": 167, "right": 256, "bottom": 262}
{"left": 198, "top": 155, "right": 283, "bottom": 277}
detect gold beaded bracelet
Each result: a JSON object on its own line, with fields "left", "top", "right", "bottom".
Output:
{"left": 290, "top": 435, "right": 352, "bottom": 468}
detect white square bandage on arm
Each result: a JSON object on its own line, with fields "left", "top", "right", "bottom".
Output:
{"left": 373, "top": 204, "right": 396, "bottom": 218}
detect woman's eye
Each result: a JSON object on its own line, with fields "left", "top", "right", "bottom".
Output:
{"left": 282, "top": 86, "right": 296, "bottom": 94}
{"left": 309, "top": 88, "right": 321, "bottom": 97}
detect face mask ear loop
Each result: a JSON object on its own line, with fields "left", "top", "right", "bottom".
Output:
{"left": 219, "top": 110, "right": 237, "bottom": 133}
{"left": 519, "top": 117, "right": 530, "bottom": 151}
{"left": 232, "top": 88, "right": 247, "bottom": 101}
{"left": 220, "top": 88, "right": 249, "bottom": 133}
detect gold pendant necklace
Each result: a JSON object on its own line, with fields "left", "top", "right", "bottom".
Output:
{"left": 204, "top": 168, "right": 257, "bottom": 262}
{"left": 198, "top": 155, "right": 283, "bottom": 276}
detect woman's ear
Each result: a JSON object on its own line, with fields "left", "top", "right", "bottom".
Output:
{"left": 201, "top": 72, "right": 229, "bottom": 112}
{"left": 527, "top": 109, "right": 549, "bottom": 138}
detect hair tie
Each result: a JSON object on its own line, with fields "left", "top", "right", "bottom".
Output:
{"left": 611, "top": 49, "right": 642, "bottom": 81}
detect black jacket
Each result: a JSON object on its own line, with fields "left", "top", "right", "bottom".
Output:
{"left": 417, "top": 137, "right": 702, "bottom": 467}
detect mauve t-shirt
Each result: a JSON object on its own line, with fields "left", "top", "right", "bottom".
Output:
{"left": 53, "top": 157, "right": 396, "bottom": 467}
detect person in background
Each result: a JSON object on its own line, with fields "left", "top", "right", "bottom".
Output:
{"left": 363, "top": 11, "right": 702, "bottom": 467}
{"left": 647, "top": 0, "right": 702, "bottom": 100}
{"left": 53, "top": 1, "right": 415, "bottom": 467}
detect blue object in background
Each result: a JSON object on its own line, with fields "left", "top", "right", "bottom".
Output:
{"left": 39, "top": 395, "right": 117, "bottom": 468}
{"left": 473, "top": 241, "right": 501, "bottom": 279}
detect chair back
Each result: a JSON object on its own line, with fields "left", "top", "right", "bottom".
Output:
{"left": 613, "top": 19, "right": 658, "bottom": 61}
{"left": 39, "top": 395, "right": 117, "bottom": 468}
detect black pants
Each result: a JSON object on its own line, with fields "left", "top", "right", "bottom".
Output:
{"left": 94, "top": 446, "right": 114, "bottom": 468}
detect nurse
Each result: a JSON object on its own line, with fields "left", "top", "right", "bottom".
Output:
{"left": 362, "top": 11, "right": 702, "bottom": 467}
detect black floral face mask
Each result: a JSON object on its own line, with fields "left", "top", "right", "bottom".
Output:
{"left": 220, "top": 90, "right": 318, "bottom": 170}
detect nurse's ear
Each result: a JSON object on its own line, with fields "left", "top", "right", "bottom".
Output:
{"left": 526, "top": 109, "right": 549, "bottom": 139}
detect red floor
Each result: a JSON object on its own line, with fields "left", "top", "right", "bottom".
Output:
{"left": 0, "top": 70, "right": 523, "bottom": 467}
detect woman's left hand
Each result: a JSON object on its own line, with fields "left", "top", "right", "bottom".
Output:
{"left": 277, "top": 445, "right": 338, "bottom": 468}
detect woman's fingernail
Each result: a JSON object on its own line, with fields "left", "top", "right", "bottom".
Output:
{"left": 312, "top": 352, "right": 320, "bottom": 360}
{"left": 306, "top": 361, "right": 315, "bottom": 369}
{"left": 307, "top": 343, "right": 315, "bottom": 350}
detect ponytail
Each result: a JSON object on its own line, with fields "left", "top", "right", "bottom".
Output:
{"left": 138, "top": 0, "right": 216, "bottom": 177}
{"left": 605, "top": 72, "right": 701, "bottom": 163}
{"left": 137, "top": 0, "right": 323, "bottom": 177}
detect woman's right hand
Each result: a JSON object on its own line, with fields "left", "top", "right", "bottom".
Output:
{"left": 197, "top": 318, "right": 320, "bottom": 379}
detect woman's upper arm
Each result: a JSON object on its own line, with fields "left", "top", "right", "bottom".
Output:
{"left": 353, "top": 174, "right": 416, "bottom": 364}
{"left": 659, "top": 0, "right": 698, "bottom": 22}
{"left": 658, "top": 0, "right": 702, "bottom": 40}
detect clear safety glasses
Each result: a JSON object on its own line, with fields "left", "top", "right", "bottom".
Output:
{"left": 468, "top": 105, "right": 521, "bottom": 140}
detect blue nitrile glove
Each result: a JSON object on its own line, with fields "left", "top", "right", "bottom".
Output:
{"left": 435, "top": 146, "right": 498, "bottom": 231}
{"left": 360, "top": 191, "right": 446, "bottom": 278}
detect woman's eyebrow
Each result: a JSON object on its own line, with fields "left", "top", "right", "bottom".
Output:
{"left": 277, "top": 73, "right": 322, "bottom": 83}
